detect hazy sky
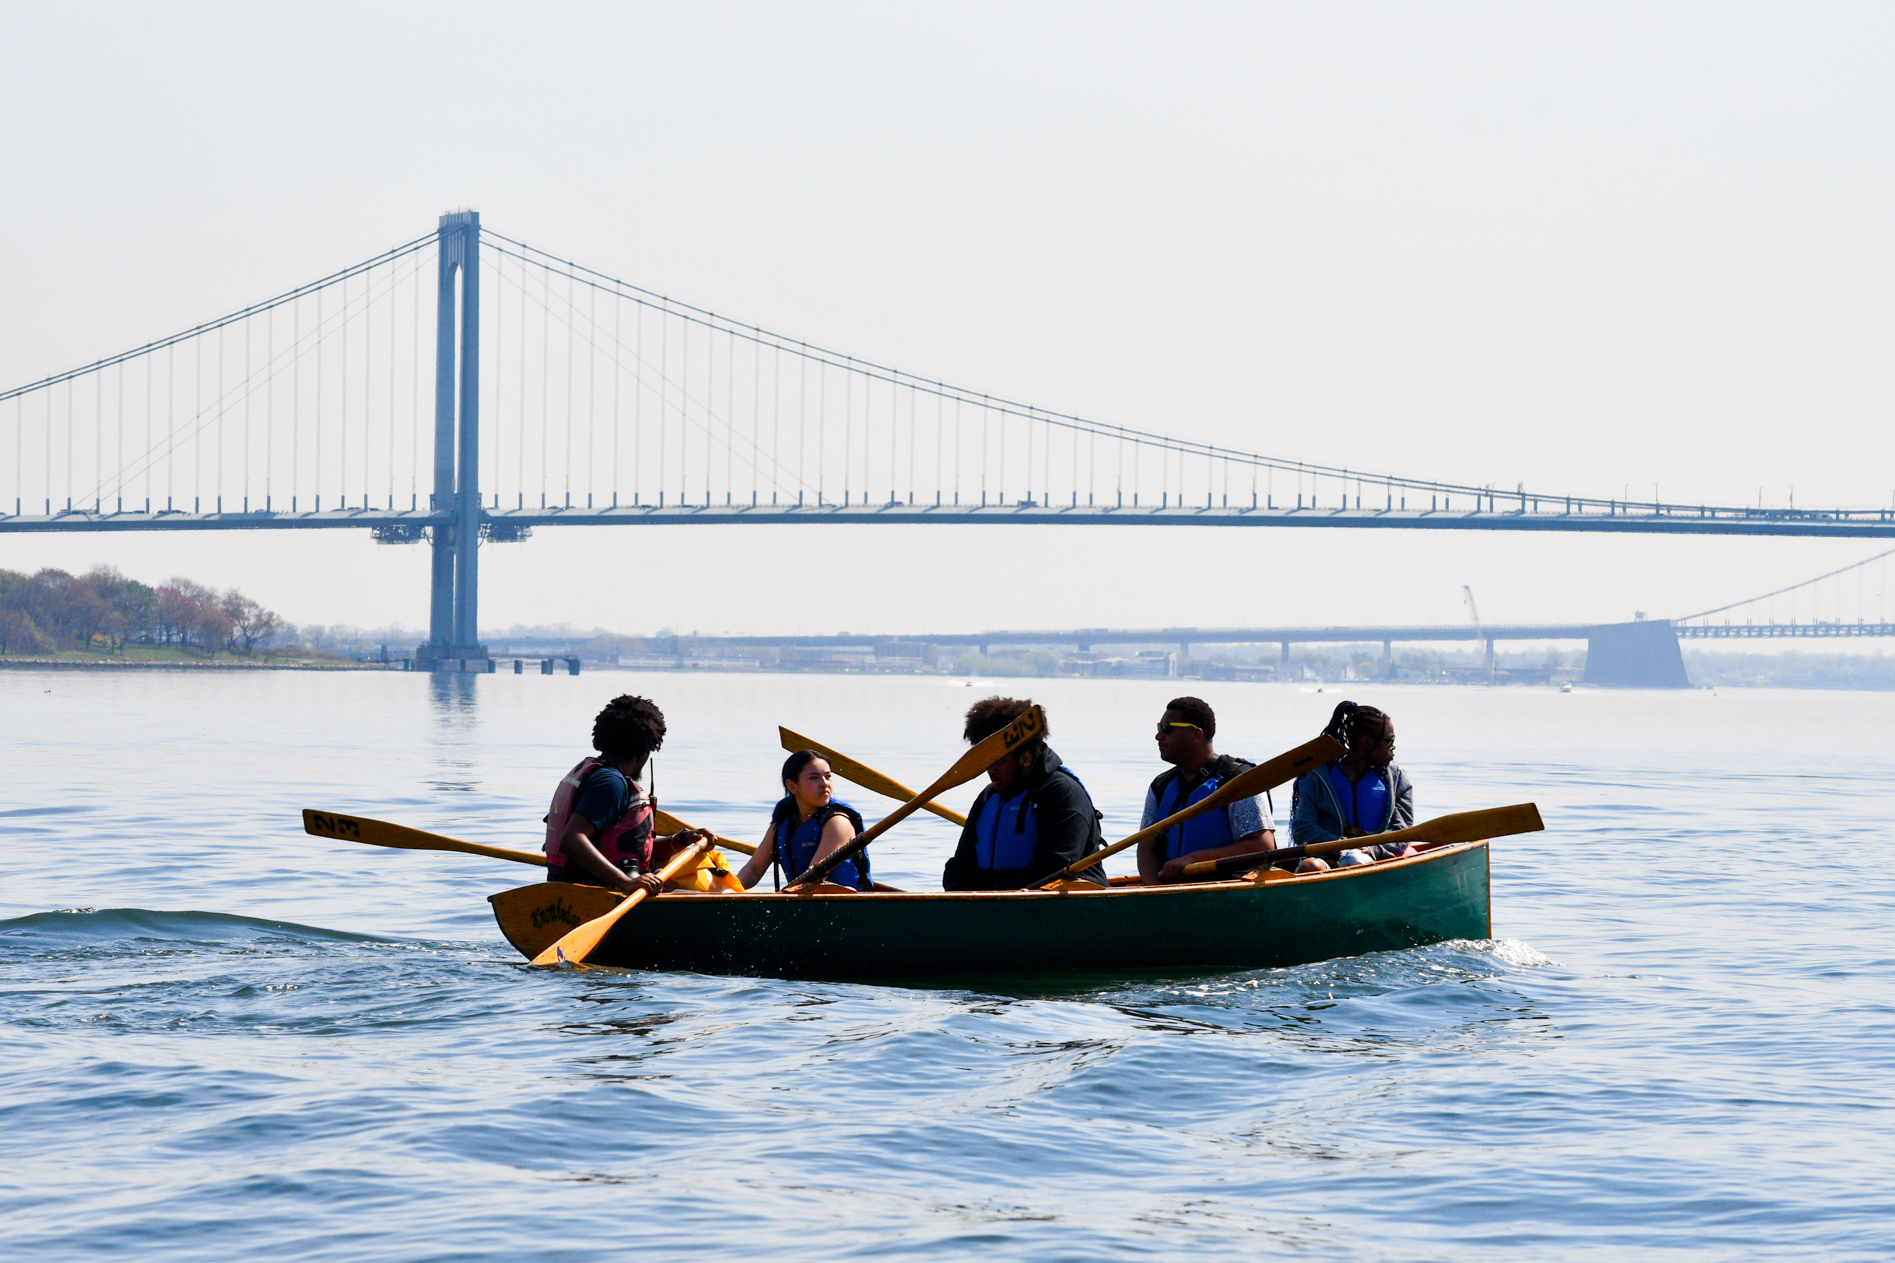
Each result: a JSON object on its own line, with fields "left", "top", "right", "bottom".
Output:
{"left": 3, "top": 2, "right": 1892, "bottom": 637}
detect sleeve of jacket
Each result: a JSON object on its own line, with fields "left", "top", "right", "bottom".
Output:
{"left": 941, "top": 789, "right": 992, "bottom": 892}
{"left": 1388, "top": 765, "right": 1415, "bottom": 831}
{"left": 1289, "top": 769, "right": 1343, "bottom": 846}
{"left": 1026, "top": 771, "right": 1105, "bottom": 886}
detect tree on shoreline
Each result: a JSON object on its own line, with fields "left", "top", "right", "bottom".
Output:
{"left": 0, "top": 567, "right": 287, "bottom": 657}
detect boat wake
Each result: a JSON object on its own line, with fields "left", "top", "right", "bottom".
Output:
{"left": 0, "top": 906, "right": 384, "bottom": 948}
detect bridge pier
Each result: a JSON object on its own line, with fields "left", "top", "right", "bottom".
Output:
{"left": 1583, "top": 619, "right": 1688, "bottom": 687}
{"left": 419, "top": 211, "right": 486, "bottom": 669}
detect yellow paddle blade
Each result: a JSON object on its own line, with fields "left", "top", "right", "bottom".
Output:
{"left": 778, "top": 726, "right": 969, "bottom": 827}
{"left": 529, "top": 836, "right": 714, "bottom": 966}
{"left": 1356, "top": 802, "right": 1544, "bottom": 852}
{"left": 302, "top": 809, "right": 547, "bottom": 867}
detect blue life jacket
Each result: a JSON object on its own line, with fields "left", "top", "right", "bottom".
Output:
{"left": 972, "top": 766, "right": 1093, "bottom": 872}
{"left": 1324, "top": 763, "right": 1390, "bottom": 834}
{"left": 772, "top": 796, "right": 871, "bottom": 890}
{"left": 1149, "top": 756, "right": 1256, "bottom": 862}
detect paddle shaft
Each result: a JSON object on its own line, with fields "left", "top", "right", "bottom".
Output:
{"left": 786, "top": 705, "right": 1045, "bottom": 891}
{"left": 529, "top": 835, "right": 715, "bottom": 966}
{"left": 653, "top": 809, "right": 756, "bottom": 855}
{"left": 1178, "top": 802, "right": 1546, "bottom": 880}
{"left": 304, "top": 808, "right": 754, "bottom": 866}
{"left": 779, "top": 727, "right": 968, "bottom": 827}
{"left": 1036, "top": 734, "right": 1343, "bottom": 887}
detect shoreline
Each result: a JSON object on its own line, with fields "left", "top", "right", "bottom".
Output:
{"left": 0, "top": 657, "right": 396, "bottom": 672}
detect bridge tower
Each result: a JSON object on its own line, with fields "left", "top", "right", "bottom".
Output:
{"left": 421, "top": 210, "right": 484, "bottom": 667}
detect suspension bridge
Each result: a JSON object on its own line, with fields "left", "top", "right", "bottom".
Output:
{"left": 6, "top": 211, "right": 1892, "bottom": 666}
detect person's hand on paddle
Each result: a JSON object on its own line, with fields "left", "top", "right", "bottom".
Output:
{"left": 621, "top": 871, "right": 664, "bottom": 897}
{"left": 626, "top": 827, "right": 711, "bottom": 896}
{"left": 1157, "top": 856, "right": 1193, "bottom": 884}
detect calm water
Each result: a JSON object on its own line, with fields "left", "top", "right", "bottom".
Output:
{"left": 2, "top": 668, "right": 1890, "bottom": 1260}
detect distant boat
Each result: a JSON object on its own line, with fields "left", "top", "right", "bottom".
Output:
{"left": 1560, "top": 683, "right": 1573, "bottom": 693}
{"left": 489, "top": 843, "right": 1493, "bottom": 979}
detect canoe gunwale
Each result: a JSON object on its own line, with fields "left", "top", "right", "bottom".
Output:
{"left": 601, "top": 839, "right": 1485, "bottom": 901}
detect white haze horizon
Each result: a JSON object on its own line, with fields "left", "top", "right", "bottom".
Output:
{"left": 4, "top": 2, "right": 1892, "bottom": 642}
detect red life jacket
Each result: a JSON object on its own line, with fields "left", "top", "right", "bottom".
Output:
{"left": 543, "top": 756, "right": 654, "bottom": 875}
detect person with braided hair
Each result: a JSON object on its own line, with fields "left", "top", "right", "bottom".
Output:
{"left": 1288, "top": 700, "right": 1416, "bottom": 872}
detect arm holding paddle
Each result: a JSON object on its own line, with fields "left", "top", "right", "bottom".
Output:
{"left": 559, "top": 811, "right": 709, "bottom": 897}
{"left": 1152, "top": 816, "right": 1274, "bottom": 884}
{"left": 1034, "top": 734, "right": 1343, "bottom": 888}
{"left": 1178, "top": 802, "right": 1545, "bottom": 881}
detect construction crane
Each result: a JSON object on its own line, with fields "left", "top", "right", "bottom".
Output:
{"left": 1463, "top": 585, "right": 1495, "bottom": 685}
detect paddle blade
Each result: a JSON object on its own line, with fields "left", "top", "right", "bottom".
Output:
{"left": 1387, "top": 802, "right": 1543, "bottom": 848}
{"left": 780, "top": 726, "right": 969, "bottom": 827}
{"left": 529, "top": 836, "right": 714, "bottom": 967}
{"left": 302, "top": 809, "right": 548, "bottom": 867}
{"left": 528, "top": 892, "right": 640, "bottom": 966}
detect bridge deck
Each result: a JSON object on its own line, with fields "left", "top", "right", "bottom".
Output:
{"left": 6, "top": 502, "right": 1895, "bottom": 538}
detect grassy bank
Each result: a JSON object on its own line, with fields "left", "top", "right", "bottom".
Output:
{"left": 0, "top": 643, "right": 388, "bottom": 670}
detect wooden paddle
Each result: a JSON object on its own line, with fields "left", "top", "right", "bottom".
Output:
{"left": 529, "top": 834, "right": 716, "bottom": 966}
{"left": 303, "top": 809, "right": 548, "bottom": 867}
{"left": 1033, "top": 734, "right": 1343, "bottom": 888}
{"left": 653, "top": 809, "right": 756, "bottom": 855}
{"left": 303, "top": 807, "right": 757, "bottom": 864}
{"left": 785, "top": 704, "right": 1045, "bottom": 891}
{"left": 779, "top": 726, "right": 969, "bottom": 826}
{"left": 1177, "top": 802, "right": 1545, "bottom": 881}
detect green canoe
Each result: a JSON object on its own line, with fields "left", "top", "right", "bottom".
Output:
{"left": 489, "top": 841, "right": 1491, "bottom": 980}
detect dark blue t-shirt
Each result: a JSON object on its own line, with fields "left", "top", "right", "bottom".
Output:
{"left": 571, "top": 766, "right": 633, "bottom": 832}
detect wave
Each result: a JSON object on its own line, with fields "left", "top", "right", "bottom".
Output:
{"left": 0, "top": 907, "right": 385, "bottom": 946}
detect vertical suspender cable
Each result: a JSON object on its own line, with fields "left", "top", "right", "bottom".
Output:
{"left": 411, "top": 254, "right": 421, "bottom": 509}
{"left": 658, "top": 308, "right": 667, "bottom": 507}
{"left": 750, "top": 331, "right": 760, "bottom": 505}
{"left": 216, "top": 325, "right": 225, "bottom": 510}
{"left": 494, "top": 252, "right": 503, "bottom": 507}
{"left": 540, "top": 263, "right": 550, "bottom": 508}
{"left": 565, "top": 265, "right": 575, "bottom": 508}
{"left": 340, "top": 276, "right": 350, "bottom": 508}
{"left": 727, "top": 326, "right": 735, "bottom": 504}
{"left": 587, "top": 272, "right": 596, "bottom": 507}
{"left": 313, "top": 289, "right": 322, "bottom": 510}
{"left": 513, "top": 253, "right": 524, "bottom": 508}
{"left": 634, "top": 301, "right": 643, "bottom": 505}
{"left": 954, "top": 394, "right": 961, "bottom": 506}
{"left": 612, "top": 285, "right": 621, "bottom": 507}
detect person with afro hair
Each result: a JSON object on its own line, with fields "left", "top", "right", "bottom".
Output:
{"left": 542, "top": 694, "right": 710, "bottom": 894}
{"left": 942, "top": 696, "right": 1106, "bottom": 891}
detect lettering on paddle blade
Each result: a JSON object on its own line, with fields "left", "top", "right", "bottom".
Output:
{"left": 1000, "top": 707, "right": 1043, "bottom": 751}
{"left": 530, "top": 899, "right": 581, "bottom": 930}
{"left": 305, "top": 811, "right": 362, "bottom": 839}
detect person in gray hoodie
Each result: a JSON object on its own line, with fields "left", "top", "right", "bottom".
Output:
{"left": 1288, "top": 701, "right": 1416, "bottom": 872}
